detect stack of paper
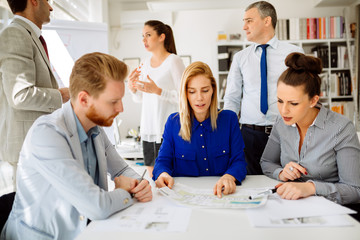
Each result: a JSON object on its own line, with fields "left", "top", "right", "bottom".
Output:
{"left": 246, "top": 194, "right": 356, "bottom": 227}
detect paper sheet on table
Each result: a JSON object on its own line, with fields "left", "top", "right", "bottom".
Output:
{"left": 246, "top": 194, "right": 356, "bottom": 227}
{"left": 158, "top": 183, "right": 268, "bottom": 209}
{"left": 91, "top": 199, "right": 191, "bottom": 232}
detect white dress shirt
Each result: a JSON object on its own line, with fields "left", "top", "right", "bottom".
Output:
{"left": 224, "top": 36, "right": 304, "bottom": 126}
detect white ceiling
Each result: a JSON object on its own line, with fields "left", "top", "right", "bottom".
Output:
{"left": 314, "top": 0, "right": 358, "bottom": 7}
{"left": 109, "top": 0, "right": 257, "bottom": 11}
{"left": 109, "top": 0, "right": 358, "bottom": 12}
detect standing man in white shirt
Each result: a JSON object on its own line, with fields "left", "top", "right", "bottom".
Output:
{"left": 223, "top": 1, "right": 303, "bottom": 175}
{"left": 0, "top": 0, "right": 69, "bottom": 186}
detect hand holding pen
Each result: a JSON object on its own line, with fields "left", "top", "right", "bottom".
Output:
{"left": 248, "top": 183, "right": 283, "bottom": 200}
{"left": 276, "top": 182, "right": 316, "bottom": 200}
{"left": 131, "top": 169, "right": 147, "bottom": 198}
{"left": 130, "top": 169, "right": 153, "bottom": 202}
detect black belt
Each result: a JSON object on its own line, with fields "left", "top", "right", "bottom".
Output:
{"left": 242, "top": 124, "right": 272, "bottom": 134}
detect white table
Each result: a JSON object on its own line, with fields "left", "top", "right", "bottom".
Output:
{"left": 116, "top": 140, "right": 143, "bottom": 160}
{"left": 77, "top": 176, "right": 360, "bottom": 240}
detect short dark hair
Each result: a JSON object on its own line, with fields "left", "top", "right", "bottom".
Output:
{"left": 145, "top": 20, "right": 177, "bottom": 55}
{"left": 7, "top": 0, "right": 27, "bottom": 14}
{"left": 246, "top": 1, "right": 277, "bottom": 29}
{"left": 278, "top": 52, "right": 322, "bottom": 99}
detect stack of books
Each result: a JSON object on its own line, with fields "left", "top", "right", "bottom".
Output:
{"left": 276, "top": 16, "right": 346, "bottom": 40}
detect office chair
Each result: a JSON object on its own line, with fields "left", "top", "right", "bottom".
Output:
{"left": 0, "top": 192, "right": 15, "bottom": 233}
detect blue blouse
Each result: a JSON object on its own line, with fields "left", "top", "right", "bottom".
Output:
{"left": 153, "top": 110, "right": 247, "bottom": 183}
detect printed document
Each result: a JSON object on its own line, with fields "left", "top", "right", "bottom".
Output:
{"left": 91, "top": 199, "right": 191, "bottom": 232}
{"left": 158, "top": 183, "right": 268, "bottom": 209}
{"left": 246, "top": 194, "right": 356, "bottom": 227}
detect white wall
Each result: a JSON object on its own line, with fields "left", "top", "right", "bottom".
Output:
{"left": 108, "top": 0, "right": 355, "bottom": 138}
{"left": 89, "top": 0, "right": 108, "bottom": 23}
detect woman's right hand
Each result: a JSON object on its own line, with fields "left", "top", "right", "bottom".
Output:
{"left": 279, "top": 162, "right": 307, "bottom": 182}
{"left": 155, "top": 172, "right": 174, "bottom": 189}
{"left": 127, "top": 68, "right": 141, "bottom": 93}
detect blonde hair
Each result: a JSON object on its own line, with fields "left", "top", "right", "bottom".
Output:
{"left": 179, "top": 61, "right": 218, "bottom": 141}
{"left": 69, "top": 52, "right": 128, "bottom": 100}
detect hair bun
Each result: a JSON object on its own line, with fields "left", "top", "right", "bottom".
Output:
{"left": 285, "top": 52, "right": 322, "bottom": 74}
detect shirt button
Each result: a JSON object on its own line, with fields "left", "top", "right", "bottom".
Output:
{"left": 123, "top": 198, "right": 129, "bottom": 204}
{"left": 206, "top": 168, "right": 208, "bottom": 171}
{"left": 204, "top": 158, "right": 207, "bottom": 160}
{"left": 200, "top": 124, "right": 202, "bottom": 126}
{"left": 202, "top": 146, "right": 204, "bottom": 148}
{"left": 79, "top": 215, "right": 84, "bottom": 221}
{"left": 223, "top": 150, "right": 226, "bottom": 153}
{"left": 182, "top": 155, "right": 184, "bottom": 158}
{"left": 200, "top": 134, "right": 203, "bottom": 137}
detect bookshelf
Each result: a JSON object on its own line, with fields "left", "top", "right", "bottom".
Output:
{"left": 216, "top": 16, "right": 357, "bottom": 124}
{"left": 216, "top": 41, "right": 249, "bottom": 108}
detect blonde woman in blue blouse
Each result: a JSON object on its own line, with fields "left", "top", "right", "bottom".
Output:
{"left": 261, "top": 52, "right": 360, "bottom": 204}
{"left": 153, "top": 61, "right": 247, "bottom": 197}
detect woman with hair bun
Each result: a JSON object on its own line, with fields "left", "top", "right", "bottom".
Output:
{"left": 128, "top": 20, "right": 185, "bottom": 178}
{"left": 260, "top": 52, "right": 360, "bottom": 204}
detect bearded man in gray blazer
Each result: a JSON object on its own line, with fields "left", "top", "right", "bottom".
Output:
{"left": 1, "top": 52, "right": 153, "bottom": 240}
{"left": 0, "top": 0, "right": 70, "bottom": 185}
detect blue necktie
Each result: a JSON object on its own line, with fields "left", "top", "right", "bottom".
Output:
{"left": 259, "top": 44, "right": 269, "bottom": 115}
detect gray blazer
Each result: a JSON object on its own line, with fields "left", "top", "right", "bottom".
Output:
{"left": 0, "top": 18, "right": 62, "bottom": 166}
{"left": 1, "top": 101, "right": 140, "bottom": 240}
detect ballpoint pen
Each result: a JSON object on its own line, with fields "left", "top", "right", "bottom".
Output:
{"left": 248, "top": 187, "right": 277, "bottom": 200}
{"left": 131, "top": 169, "right": 147, "bottom": 198}
{"left": 139, "top": 169, "right": 147, "bottom": 184}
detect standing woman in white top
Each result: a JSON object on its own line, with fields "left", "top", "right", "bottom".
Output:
{"left": 128, "top": 20, "right": 185, "bottom": 178}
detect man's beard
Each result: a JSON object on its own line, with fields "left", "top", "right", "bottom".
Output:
{"left": 86, "top": 104, "right": 118, "bottom": 127}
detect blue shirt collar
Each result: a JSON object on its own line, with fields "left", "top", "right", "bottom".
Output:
{"left": 72, "top": 109, "right": 100, "bottom": 143}
{"left": 192, "top": 115, "right": 212, "bottom": 132}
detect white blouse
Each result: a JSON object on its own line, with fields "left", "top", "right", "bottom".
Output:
{"left": 131, "top": 54, "right": 185, "bottom": 143}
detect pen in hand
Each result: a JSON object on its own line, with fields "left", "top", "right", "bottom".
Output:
{"left": 131, "top": 169, "right": 147, "bottom": 198}
{"left": 248, "top": 184, "right": 282, "bottom": 200}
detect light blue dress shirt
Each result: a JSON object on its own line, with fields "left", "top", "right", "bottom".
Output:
{"left": 223, "top": 36, "right": 304, "bottom": 126}
{"left": 74, "top": 111, "right": 100, "bottom": 184}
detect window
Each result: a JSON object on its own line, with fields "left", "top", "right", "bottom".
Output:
{"left": 52, "top": 0, "right": 89, "bottom": 21}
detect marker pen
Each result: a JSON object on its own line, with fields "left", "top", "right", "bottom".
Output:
{"left": 248, "top": 187, "right": 277, "bottom": 200}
